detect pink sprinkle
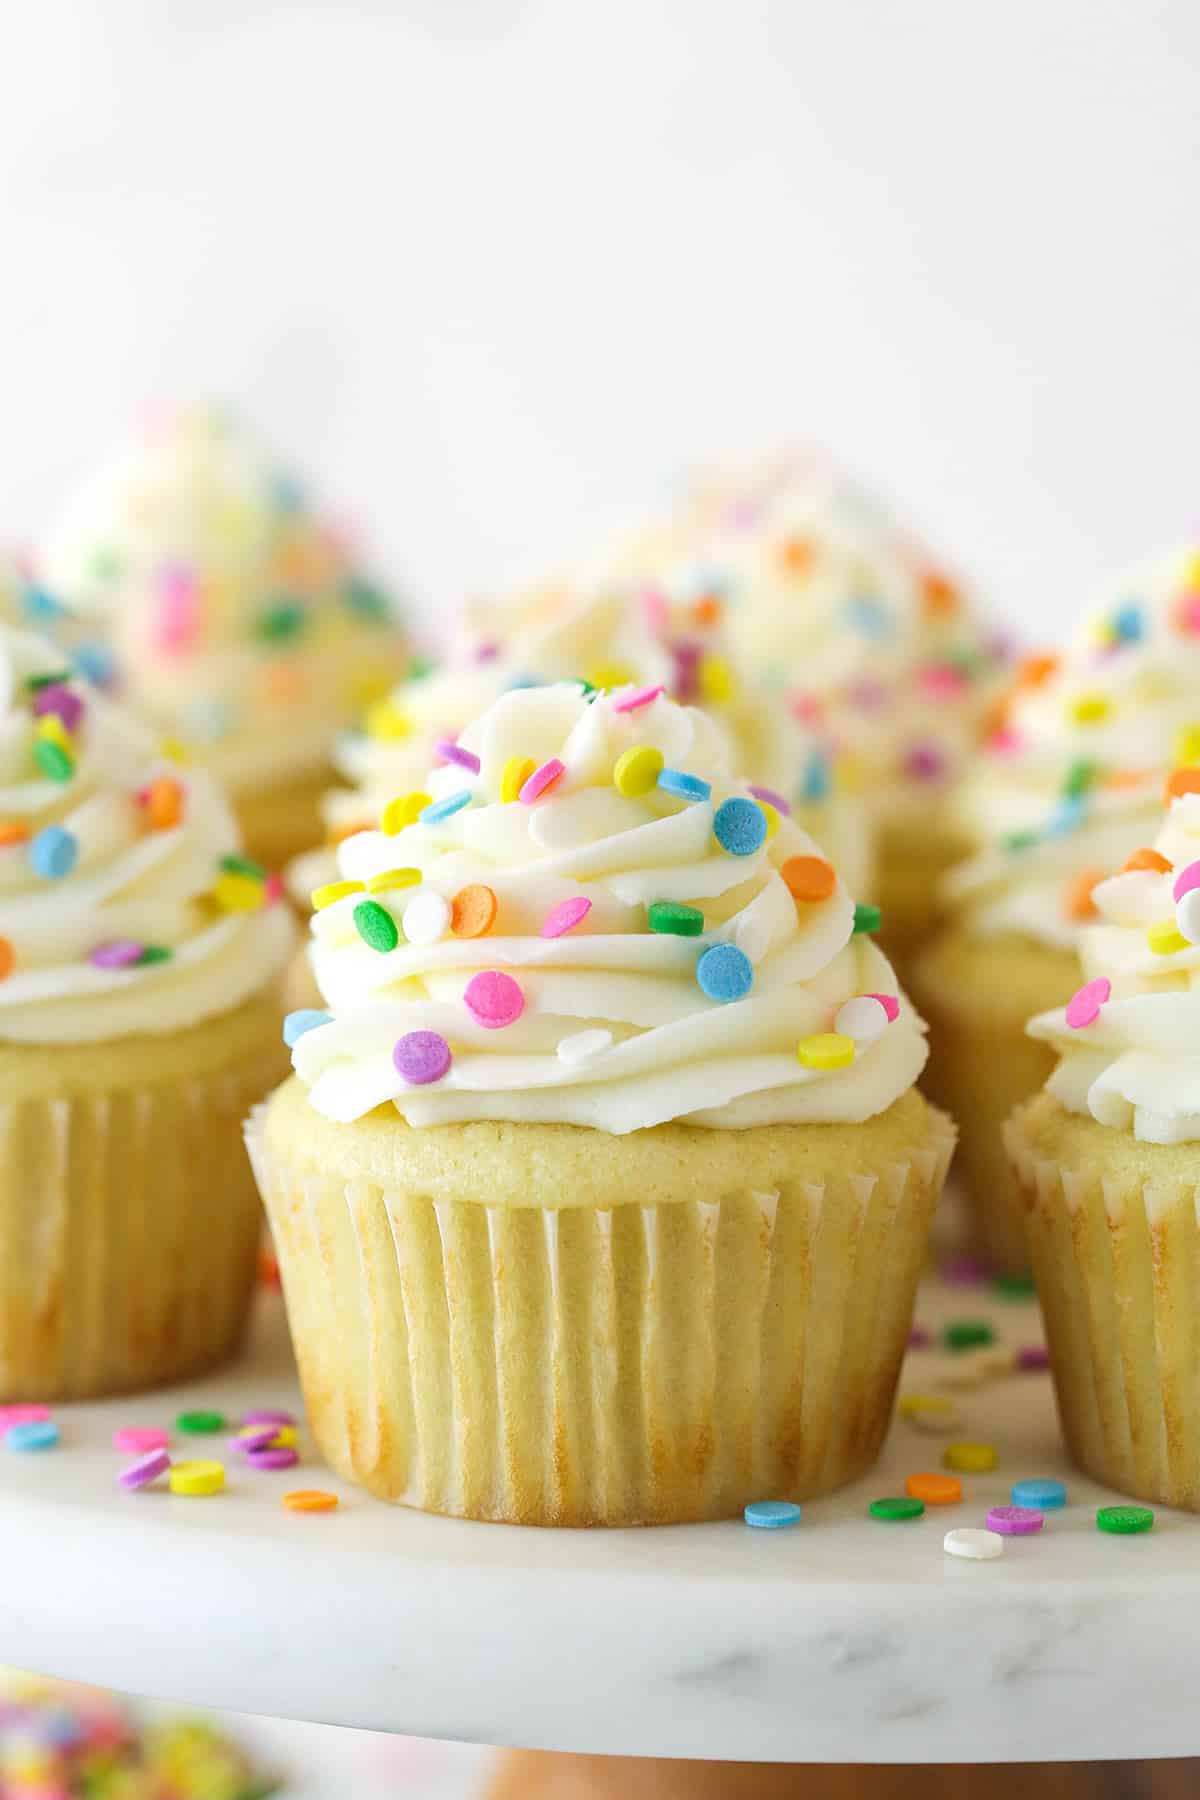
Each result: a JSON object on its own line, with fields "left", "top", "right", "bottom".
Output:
{"left": 464, "top": 969, "right": 525, "bottom": 1029}
{"left": 1173, "top": 860, "right": 1200, "bottom": 902}
{"left": 154, "top": 562, "right": 199, "bottom": 655}
{"left": 473, "top": 640, "right": 501, "bottom": 664}
{"left": 941, "top": 1253, "right": 988, "bottom": 1288}
{"left": 640, "top": 588, "right": 670, "bottom": 637}
{"left": 0, "top": 1404, "right": 52, "bottom": 1429}
{"left": 987, "top": 1505, "right": 1044, "bottom": 1536}
{"left": 119, "top": 1448, "right": 171, "bottom": 1491}
{"left": 789, "top": 691, "right": 824, "bottom": 726}
{"left": 233, "top": 1427, "right": 278, "bottom": 1454}
{"left": 243, "top": 1407, "right": 296, "bottom": 1427}
{"left": 435, "top": 740, "right": 481, "bottom": 775}
{"left": 1065, "top": 976, "right": 1111, "bottom": 1030}
{"left": 32, "top": 683, "right": 85, "bottom": 733}
{"left": 264, "top": 872, "right": 285, "bottom": 905}
{"left": 903, "top": 741, "right": 946, "bottom": 781}
{"left": 113, "top": 1426, "right": 169, "bottom": 1454}
{"left": 748, "top": 784, "right": 791, "bottom": 816}
{"left": 1176, "top": 591, "right": 1200, "bottom": 635}
{"left": 614, "top": 684, "right": 665, "bottom": 714}
{"left": 908, "top": 1325, "right": 932, "bottom": 1349}
{"left": 866, "top": 991, "right": 900, "bottom": 1022}
{"left": 671, "top": 639, "right": 702, "bottom": 702}
{"left": 987, "top": 728, "right": 1025, "bottom": 757}
{"left": 1016, "top": 1344, "right": 1051, "bottom": 1372}
{"left": 542, "top": 895, "right": 592, "bottom": 938}
{"left": 90, "top": 940, "right": 144, "bottom": 970}
{"left": 919, "top": 663, "right": 969, "bottom": 699}
{"left": 519, "top": 758, "right": 565, "bottom": 803}
{"left": 248, "top": 1445, "right": 300, "bottom": 1471}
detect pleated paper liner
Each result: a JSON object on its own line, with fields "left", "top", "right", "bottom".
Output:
{"left": 1006, "top": 1092, "right": 1200, "bottom": 1512}
{"left": 249, "top": 1081, "right": 955, "bottom": 1526}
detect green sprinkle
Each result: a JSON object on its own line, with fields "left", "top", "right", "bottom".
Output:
{"left": 869, "top": 1496, "right": 925, "bottom": 1521}
{"left": 407, "top": 654, "right": 435, "bottom": 681}
{"left": 176, "top": 1409, "right": 225, "bottom": 1435}
{"left": 1096, "top": 1504, "right": 1154, "bottom": 1535}
{"left": 342, "top": 577, "right": 391, "bottom": 623}
{"left": 1002, "top": 829, "right": 1040, "bottom": 853}
{"left": 255, "top": 599, "right": 309, "bottom": 643}
{"left": 135, "top": 945, "right": 171, "bottom": 966}
{"left": 647, "top": 901, "right": 705, "bottom": 937}
{"left": 354, "top": 898, "right": 400, "bottom": 953}
{"left": 991, "top": 1272, "right": 1037, "bottom": 1300}
{"left": 943, "top": 1319, "right": 995, "bottom": 1352}
{"left": 220, "top": 852, "right": 267, "bottom": 881}
{"left": 1063, "top": 759, "right": 1096, "bottom": 800}
{"left": 852, "top": 903, "right": 882, "bottom": 935}
{"left": 34, "top": 739, "right": 74, "bottom": 783}
{"left": 26, "top": 669, "right": 75, "bottom": 692}
{"left": 89, "top": 547, "right": 122, "bottom": 583}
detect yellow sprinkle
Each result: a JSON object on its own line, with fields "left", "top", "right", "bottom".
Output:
{"left": 759, "top": 801, "right": 780, "bottom": 840}
{"left": 213, "top": 871, "right": 264, "bottom": 913}
{"left": 942, "top": 1441, "right": 998, "bottom": 1474}
{"left": 796, "top": 1032, "right": 856, "bottom": 1070}
{"left": 1185, "top": 552, "right": 1200, "bottom": 590}
{"left": 501, "top": 755, "right": 537, "bottom": 803}
{"left": 1174, "top": 725, "right": 1200, "bottom": 768}
{"left": 588, "top": 661, "right": 634, "bottom": 692}
{"left": 833, "top": 750, "right": 866, "bottom": 794}
{"left": 613, "top": 744, "right": 664, "bottom": 798}
{"left": 380, "top": 792, "right": 430, "bottom": 834}
{"left": 1067, "top": 693, "right": 1110, "bottom": 725}
{"left": 312, "top": 879, "right": 365, "bottom": 911}
{"left": 349, "top": 671, "right": 392, "bottom": 709}
{"left": 367, "top": 867, "right": 422, "bottom": 894}
{"left": 1147, "top": 921, "right": 1189, "bottom": 955}
{"left": 160, "top": 736, "right": 190, "bottom": 764}
{"left": 36, "top": 714, "right": 73, "bottom": 754}
{"left": 364, "top": 698, "right": 411, "bottom": 742}
{"left": 1086, "top": 617, "right": 1118, "bottom": 649}
{"left": 169, "top": 1459, "right": 225, "bottom": 1497}
{"left": 698, "top": 654, "right": 735, "bottom": 704}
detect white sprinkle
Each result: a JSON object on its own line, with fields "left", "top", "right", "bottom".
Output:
{"left": 944, "top": 1527, "right": 1004, "bottom": 1561}
{"left": 402, "top": 890, "right": 451, "bottom": 946}
{"left": 1176, "top": 889, "right": 1200, "bottom": 945}
{"left": 557, "top": 1028, "right": 614, "bottom": 1065}
{"left": 835, "top": 995, "right": 889, "bottom": 1043}
{"left": 907, "top": 1401, "right": 964, "bottom": 1435}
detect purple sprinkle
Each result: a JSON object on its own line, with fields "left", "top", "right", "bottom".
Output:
{"left": 1016, "top": 1344, "right": 1051, "bottom": 1372}
{"left": 748, "top": 783, "right": 791, "bottom": 817}
{"left": 393, "top": 1030, "right": 452, "bottom": 1086}
{"left": 941, "top": 1253, "right": 989, "bottom": 1288}
{"left": 32, "top": 683, "right": 85, "bottom": 733}
{"left": 846, "top": 676, "right": 888, "bottom": 711}
{"left": 89, "top": 940, "right": 145, "bottom": 970}
{"left": 903, "top": 741, "right": 947, "bottom": 781}
{"left": 243, "top": 1407, "right": 296, "bottom": 1427}
{"left": 232, "top": 1427, "right": 277, "bottom": 1454}
{"left": 987, "top": 1504, "right": 1044, "bottom": 1536}
{"left": 908, "top": 1325, "right": 932, "bottom": 1349}
{"left": 247, "top": 1445, "right": 299, "bottom": 1472}
{"left": 435, "top": 740, "right": 481, "bottom": 775}
{"left": 472, "top": 640, "right": 501, "bottom": 664}
{"left": 118, "top": 1448, "right": 171, "bottom": 1491}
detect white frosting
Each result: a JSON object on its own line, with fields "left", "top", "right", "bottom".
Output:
{"left": 0, "top": 629, "right": 293, "bottom": 1043}
{"left": 1029, "top": 791, "right": 1200, "bottom": 1142}
{"left": 292, "top": 684, "right": 924, "bottom": 1133}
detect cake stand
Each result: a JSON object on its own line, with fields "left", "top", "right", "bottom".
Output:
{"left": 1, "top": 1278, "right": 1197, "bottom": 1776}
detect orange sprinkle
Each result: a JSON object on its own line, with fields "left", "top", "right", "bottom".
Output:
{"left": 1063, "top": 867, "right": 1104, "bottom": 923}
{"left": 0, "top": 938, "right": 13, "bottom": 981}
{"left": 143, "top": 776, "right": 185, "bottom": 831}
{"left": 1165, "top": 766, "right": 1200, "bottom": 804}
{"left": 781, "top": 855, "right": 837, "bottom": 903}
{"left": 283, "top": 1490, "right": 339, "bottom": 1514}
{"left": 1105, "top": 768, "right": 1152, "bottom": 791}
{"left": 1123, "top": 847, "right": 1172, "bottom": 875}
{"left": 450, "top": 883, "right": 498, "bottom": 939}
{"left": 261, "top": 662, "right": 309, "bottom": 705}
{"left": 1015, "top": 652, "right": 1060, "bottom": 690}
{"left": 920, "top": 571, "right": 960, "bottom": 617}
{"left": 905, "top": 1471, "right": 962, "bottom": 1506}
{"left": 778, "top": 535, "right": 815, "bottom": 578}
{"left": 257, "top": 1246, "right": 281, "bottom": 1289}
{"left": 0, "top": 821, "right": 30, "bottom": 848}
{"left": 692, "top": 595, "right": 722, "bottom": 626}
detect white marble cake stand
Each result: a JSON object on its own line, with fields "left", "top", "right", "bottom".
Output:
{"left": 1, "top": 1281, "right": 1196, "bottom": 1767}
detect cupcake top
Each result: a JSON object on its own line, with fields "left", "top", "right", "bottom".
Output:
{"left": 0, "top": 627, "right": 293, "bottom": 1044}
{"left": 1029, "top": 778, "right": 1200, "bottom": 1142}
{"left": 289, "top": 682, "right": 925, "bottom": 1134}
{"left": 947, "top": 544, "right": 1200, "bottom": 948}
{"left": 38, "top": 406, "right": 408, "bottom": 792}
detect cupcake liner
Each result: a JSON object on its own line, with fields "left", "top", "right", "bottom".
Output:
{"left": 0, "top": 1053, "right": 281, "bottom": 1402}
{"left": 1006, "top": 1101, "right": 1200, "bottom": 1511}
{"left": 248, "top": 1099, "right": 954, "bottom": 1526}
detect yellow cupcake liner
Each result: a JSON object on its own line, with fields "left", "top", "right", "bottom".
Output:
{"left": 248, "top": 1094, "right": 954, "bottom": 1526}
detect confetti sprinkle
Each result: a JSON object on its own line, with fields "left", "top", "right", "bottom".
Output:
{"left": 452, "top": 883, "right": 499, "bottom": 937}
{"left": 744, "top": 1500, "right": 801, "bottom": 1529}
{"left": 852, "top": 903, "right": 882, "bottom": 935}
{"left": 797, "top": 1032, "right": 855, "bottom": 1070}
{"left": 402, "top": 889, "right": 451, "bottom": 944}
{"left": 119, "top": 1448, "right": 172, "bottom": 1491}
{"left": 113, "top": 1426, "right": 169, "bottom": 1453}
{"left": 435, "top": 739, "right": 481, "bottom": 774}
{"left": 420, "top": 789, "right": 472, "bottom": 824}
{"left": 696, "top": 942, "right": 754, "bottom": 1002}
{"left": 353, "top": 898, "right": 400, "bottom": 953}
{"left": 987, "top": 1505, "right": 1044, "bottom": 1536}
{"left": 869, "top": 1495, "right": 924, "bottom": 1521}
{"left": 176, "top": 1410, "right": 225, "bottom": 1435}
{"left": 393, "top": 1031, "right": 452, "bottom": 1085}
{"left": 943, "top": 1442, "right": 998, "bottom": 1473}
{"left": 89, "top": 940, "right": 145, "bottom": 970}
{"left": 29, "top": 825, "right": 78, "bottom": 879}
{"left": 944, "top": 1527, "right": 1003, "bottom": 1561}
{"left": 464, "top": 969, "right": 525, "bottom": 1029}
{"left": 312, "top": 879, "right": 364, "bottom": 911}
{"left": 168, "top": 1459, "right": 225, "bottom": 1497}
{"left": 614, "top": 683, "right": 665, "bottom": 713}
{"left": 541, "top": 895, "right": 592, "bottom": 938}
{"left": 501, "top": 756, "right": 537, "bottom": 802}
{"left": 713, "top": 796, "right": 768, "bottom": 856}
{"left": 284, "top": 1489, "right": 339, "bottom": 1513}
{"left": 283, "top": 1008, "right": 332, "bottom": 1046}
{"left": 1096, "top": 1504, "right": 1154, "bottom": 1535}
{"left": 382, "top": 791, "right": 431, "bottom": 833}
{"left": 905, "top": 1472, "right": 961, "bottom": 1506}
{"left": 657, "top": 767, "right": 712, "bottom": 803}
{"left": 1011, "top": 1478, "right": 1066, "bottom": 1510}
{"left": 780, "top": 855, "right": 836, "bottom": 902}
{"left": 1065, "top": 977, "right": 1111, "bottom": 1028}
{"left": 4, "top": 1419, "right": 59, "bottom": 1452}
{"left": 613, "top": 744, "right": 665, "bottom": 797}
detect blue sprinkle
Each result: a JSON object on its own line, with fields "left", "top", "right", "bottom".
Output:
{"left": 713, "top": 796, "right": 767, "bottom": 857}
{"left": 842, "top": 596, "right": 892, "bottom": 639}
{"left": 505, "top": 673, "right": 545, "bottom": 692}
{"left": 1011, "top": 1477, "right": 1066, "bottom": 1511}
{"left": 270, "top": 471, "right": 306, "bottom": 513}
{"left": 696, "top": 942, "right": 754, "bottom": 1003}
{"left": 5, "top": 1419, "right": 59, "bottom": 1452}
{"left": 30, "top": 825, "right": 78, "bottom": 880}
{"left": 420, "top": 789, "right": 472, "bottom": 824}
{"left": 1045, "top": 795, "right": 1088, "bottom": 838}
{"left": 744, "top": 1499, "right": 801, "bottom": 1530}
{"left": 23, "top": 585, "right": 66, "bottom": 623}
{"left": 657, "top": 767, "right": 712, "bottom": 803}
{"left": 798, "top": 750, "right": 831, "bottom": 804}
{"left": 73, "top": 642, "right": 118, "bottom": 689}
{"left": 1113, "top": 604, "right": 1144, "bottom": 643}
{"left": 283, "top": 1008, "right": 332, "bottom": 1048}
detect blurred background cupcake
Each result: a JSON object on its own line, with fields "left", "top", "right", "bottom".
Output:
{"left": 36, "top": 405, "right": 411, "bottom": 870}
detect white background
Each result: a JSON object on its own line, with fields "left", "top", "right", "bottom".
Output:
{"left": 1, "top": 0, "right": 1198, "bottom": 646}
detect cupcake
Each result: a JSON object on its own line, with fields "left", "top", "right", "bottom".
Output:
{"left": 913, "top": 544, "right": 1200, "bottom": 1270}
{"left": 0, "top": 627, "right": 294, "bottom": 1400}
{"left": 1006, "top": 776, "right": 1200, "bottom": 1510}
{"left": 38, "top": 405, "right": 409, "bottom": 868}
{"left": 249, "top": 681, "right": 953, "bottom": 1525}
{"left": 608, "top": 452, "right": 1010, "bottom": 968}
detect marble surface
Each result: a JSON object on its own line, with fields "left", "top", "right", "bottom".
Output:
{"left": 1, "top": 1281, "right": 1197, "bottom": 1765}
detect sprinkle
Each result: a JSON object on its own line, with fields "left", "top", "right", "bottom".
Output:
{"left": 744, "top": 1500, "right": 801, "bottom": 1530}
{"left": 698, "top": 654, "right": 735, "bottom": 703}
{"left": 393, "top": 1030, "right": 452, "bottom": 1085}
{"left": 557, "top": 1028, "right": 613, "bottom": 1064}
{"left": 1176, "top": 888, "right": 1200, "bottom": 945}
{"left": 420, "top": 790, "right": 472, "bottom": 824}
{"left": 177, "top": 1409, "right": 225, "bottom": 1434}
{"left": 519, "top": 758, "right": 566, "bottom": 803}
{"left": 4, "top": 1420, "right": 59, "bottom": 1451}
{"left": 1016, "top": 1344, "right": 1051, "bottom": 1372}
{"left": 905, "top": 1472, "right": 962, "bottom": 1506}
{"left": 34, "top": 737, "right": 74, "bottom": 782}
{"left": 32, "top": 683, "right": 85, "bottom": 733}
{"left": 452, "top": 883, "right": 499, "bottom": 937}
{"left": 312, "top": 879, "right": 365, "bottom": 911}
{"left": 1165, "top": 766, "right": 1200, "bottom": 803}
{"left": 671, "top": 641, "right": 701, "bottom": 701}
{"left": 834, "top": 995, "right": 892, "bottom": 1042}
{"left": 903, "top": 740, "right": 946, "bottom": 781}
{"left": 696, "top": 942, "right": 754, "bottom": 1002}
{"left": 119, "top": 1448, "right": 172, "bottom": 1491}
{"left": 248, "top": 1445, "right": 300, "bottom": 1471}
{"left": 713, "top": 796, "right": 768, "bottom": 857}
{"left": 1123, "top": 848, "right": 1171, "bottom": 876}
{"left": 944, "top": 1527, "right": 1003, "bottom": 1561}
{"left": 89, "top": 940, "right": 144, "bottom": 970}
{"left": 992, "top": 1271, "right": 1037, "bottom": 1299}
{"left": 657, "top": 767, "right": 712, "bottom": 803}
{"left": 243, "top": 1408, "right": 297, "bottom": 1427}
{"left": 1012, "top": 1477, "right": 1066, "bottom": 1510}
{"left": 169, "top": 1459, "right": 225, "bottom": 1496}
{"left": 987, "top": 1505, "right": 1043, "bottom": 1536}
{"left": 0, "top": 821, "right": 30, "bottom": 847}
{"left": 921, "top": 571, "right": 959, "bottom": 616}
{"left": 0, "top": 938, "right": 13, "bottom": 980}
{"left": 943, "top": 1441, "right": 997, "bottom": 1473}
{"left": 541, "top": 895, "right": 591, "bottom": 938}
{"left": 1147, "top": 921, "right": 1189, "bottom": 956}
{"left": 402, "top": 889, "right": 451, "bottom": 944}
{"left": 780, "top": 855, "right": 836, "bottom": 903}
{"left": 1113, "top": 603, "right": 1143, "bottom": 642}
{"left": 1064, "top": 867, "right": 1103, "bottom": 922}
{"left": 647, "top": 900, "right": 704, "bottom": 936}
{"left": 142, "top": 776, "right": 185, "bottom": 830}
{"left": 1096, "top": 1504, "right": 1154, "bottom": 1534}
{"left": 382, "top": 791, "right": 431, "bottom": 833}
{"left": 501, "top": 755, "right": 537, "bottom": 802}
{"left": 368, "top": 867, "right": 422, "bottom": 895}
{"left": 869, "top": 1495, "right": 924, "bottom": 1521}
{"left": 113, "top": 1427, "right": 169, "bottom": 1453}
{"left": 1015, "top": 651, "right": 1059, "bottom": 689}
{"left": 907, "top": 1327, "right": 932, "bottom": 1349}
{"left": 613, "top": 745, "right": 664, "bottom": 797}
{"left": 213, "top": 871, "right": 265, "bottom": 912}
{"left": 137, "top": 945, "right": 170, "bottom": 966}
{"left": 614, "top": 684, "right": 664, "bottom": 713}
{"left": 900, "top": 1395, "right": 962, "bottom": 1434}
{"left": 747, "top": 785, "right": 790, "bottom": 819}
{"left": 435, "top": 739, "right": 481, "bottom": 774}
{"left": 1003, "top": 828, "right": 1039, "bottom": 853}
{"left": 1175, "top": 725, "right": 1200, "bottom": 768}
{"left": 365, "top": 698, "right": 411, "bottom": 740}
{"left": 852, "top": 902, "right": 882, "bottom": 935}
{"left": 354, "top": 899, "right": 400, "bottom": 953}
{"left": 30, "top": 825, "right": 78, "bottom": 880}
{"left": 0, "top": 1403, "right": 51, "bottom": 1428}
{"left": 797, "top": 1032, "right": 855, "bottom": 1070}
{"left": 943, "top": 1319, "right": 994, "bottom": 1352}
{"left": 284, "top": 1009, "right": 332, "bottom": 1047}
{"left": 1065, "top": 977, "right": 1111, "bottom": 1028}
{"left": 464, "top": 969, "right": 525, "bottom": 1029}
{"left": 220, "top": 852, "right": 266, "bottom": 880}
{"left": 284, "top": 1489, "right": 339, "bottom": 1513}
{"left": 798, "top": 749, "right": 831, "bottom": 803}
{"left": 588, "top": 661, "right": 632, "bottom": 691}
{"left": 843, "top": 596, "right": 892, "bottom": 638}
{"left": 1067, "top": 693, "right": 1110, "bottom": 725}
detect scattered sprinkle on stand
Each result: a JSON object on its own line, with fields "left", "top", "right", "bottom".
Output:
{"left": 870, "top": 1496, "right": 925, "bottom": 1522}
{"left": 987, "top": 1506, "right": 1044, "bottom": 1536}
{"left": 744, "top": 1500, "right": 801, "bottom": 1530}
{"left": 944, "top": 1442, "right": 998, "bottom": 1473}
{"left": 1096, "top": 1505, "right": 1154, "bottom": 1535}
{"left": 944, "top": 1528, "right": 1004, "bottom": 1561}
{"left": 176, "top": 1410, "right": 225, "bottom": 1436}
{"left": 168, "top": 1459, "right": 225, "bottom": 1497}
{"left": 4, "top": 1419, "right": 59, "bottom": 1452}
{"left": 284, "top": 1489, "right": 339, "bottom": 1514}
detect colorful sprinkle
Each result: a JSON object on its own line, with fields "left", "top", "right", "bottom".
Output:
{"left": 903, "top": 741, "right": 946, "bottom": 782}
{"left": 905, "top": 1472, "right": 962, "bottom": 1506}
{"left": 1176, "top": 890, "right": 1200, "bottom": 944}
{"left": 541, "top": 895, "right": 591, "bottom": 938}
{"left": 944, "top": 1527, "right": 1003, "bottom": 1561}
{"left": 900, "top": 1395, "right": 962, "bottom": 1433}
{"left": 113, "top": 1426, "right": 169, "bottom": 1454}
{"left": 393, "top": 1030, "right": 452, "bottom": 1085}
{"left": 647, "top": 900, "right": 704, "bottom": 936}
{"left": 869, "top": 1495, "right": 924, "bottom": 1521}
{"left": 4, "top": 1420, "right": 59, "bottom": 1451}
{"left": 713, "top": 796, "right": 767, "bottom": 857}
{"left": 382, "top": 791, "right": 431, "bottom": 833}
{"left": 943, "top": 1320, "right": 995, "bottom": 1352}
{"left": 452, "top": 883, "right": 499, "bottom": 937}
{"left": 501, "top": 756, "right": 537, "bottom": 803}
{"left": 657, "top": 767, "right": 712, "bottom": 803}
{"left": 0, "top": 821, "right": 30, "bottom": 848}
{"left": 1067, "top": 693, "right": 1110, "bottom": 725}
{"left": 34, "top": 737, "right": 74, "bottom": 782}
{"left": 780, "top": 855, "right": 836, "bottom": 903}
{"left": 435, "top": 739, "right": 481, "bottom": 774}
{"left": 243, "top": 1408, "right": 297, "bottom": 1427}
{"left": 0, "top": 937, "right": 14, "bottom": 981}
{"left": 0, "top": 1403, "right": 51, "bottom": 1428}
{"left": 1011, "top": 1477, "right": 1066, "bottom": 1510}
{"left": 613, "top": 745, "right": 665, "bottom": 797}
{"left": 402, "top": 889, "right": 451, "bottom": 944}
{"left": 1175, "top": 725, "right": 1200, "bottom": 768}
{"left": 744, "top": 1500, "right": 801, "bottom": 1530}
{"left": 88, "top": 940, "right": 144, "bottom": 970}
{"left": 1165, "top": 766, "right": 1200, "bottom": 803}
{"left": 852, "top": 903, "right": 882, "bottom": 934}
{"left": 247, "top": 1445, "right": 300, "bottom": 1471}
{"left": 168, "top": 1459, "right": 225, "bottom": 1497}
{"left": 367, "top": 867, "right": 422, "bottom": 895}
{"left": 32, "top": 683, "right": 85, "bottom": 733}
{"left": 284, "top": 1489, "right": 339, "bottom": 1513}
{"left": 30, "top": 825, "right": 78, "bottom": 880}
{"left": 1064, "top": 867, "right": 1102, "bottom": 922}
{"left": 797, "top": 1032, "right": 855, "bottom": 1071}
{"left": 943, "top": 1442, "right": 998, "bottom": 1473}
{"left": 283, "top": 1009, "right": 332, "bottom": 1047}
{"left": 213, "top": 870, "right": 265, "bottom": 912}
{"left": 1096, "top": 1504, "right": 1154, "bottom": 1534}
{"left": 1065, "top": 977, "right": 1111, "bottom": 1028}
{"left": 1172, "top": 860, "right": 1200, "bottom": 902}
{"left": 464, "top": 969, "right": 525, "bottom": 1029}
{"left": 142, "top": 776, "right": 185, "bottom": 830}
{"left": 420, "top": 790, "right": 472, "bottom": 824}
{"left": 312, "top": 879, "right": 364, "bottom": 911}
{"left": 834, "top": 995, "right": 893, "bottom": 1043}
{"left": 119, "top": 1448, "right": 171, "bottom": 1491}
{"left": 176, "top": 1410, "right": 225, "bottom": 1435}
{"left": 987, "top": 1505, "right": 1044, "bottom": 1536}
{"left": 518, "top": 758, "right": 566, "bottom": 804}
{"left": 696, "top": 942, "right": 754, "bottom": 1002}
{"left": 1147, "top": 921, "right": 1189, "bottom": 956}
{"left": 614, "top": 684, "right": 665, "bottom": 713}
{"left": 1016, "top": 1344, "right": 1051, "bottom": 1372}
{"left": 353, "top": 899, "right": 400, "bottom": 953}
{"left": 364, "top": 698, "right": 411, "bottom": 741}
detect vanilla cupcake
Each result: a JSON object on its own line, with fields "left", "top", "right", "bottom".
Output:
{"left": 0, "top": 628, "right": 294, "bottom": 1400}
{"left": 38, "top": 406, "right": 409, "bottom": 868}
{"left": 1007, "top": 778, "right": 1200, "bottom": 1510}
{"left": 249, "top": 682, "right": 952, "bottom": 1525}
{"left": 913, "top": 544, "right": 1200, "bottom": 1270}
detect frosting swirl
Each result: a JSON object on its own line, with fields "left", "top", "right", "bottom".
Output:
{"left": 0, "top": 628, "right": 294, "bottom": 1043}
{"left": 291, "top": 683, "right": 924, "bottom": 1133}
